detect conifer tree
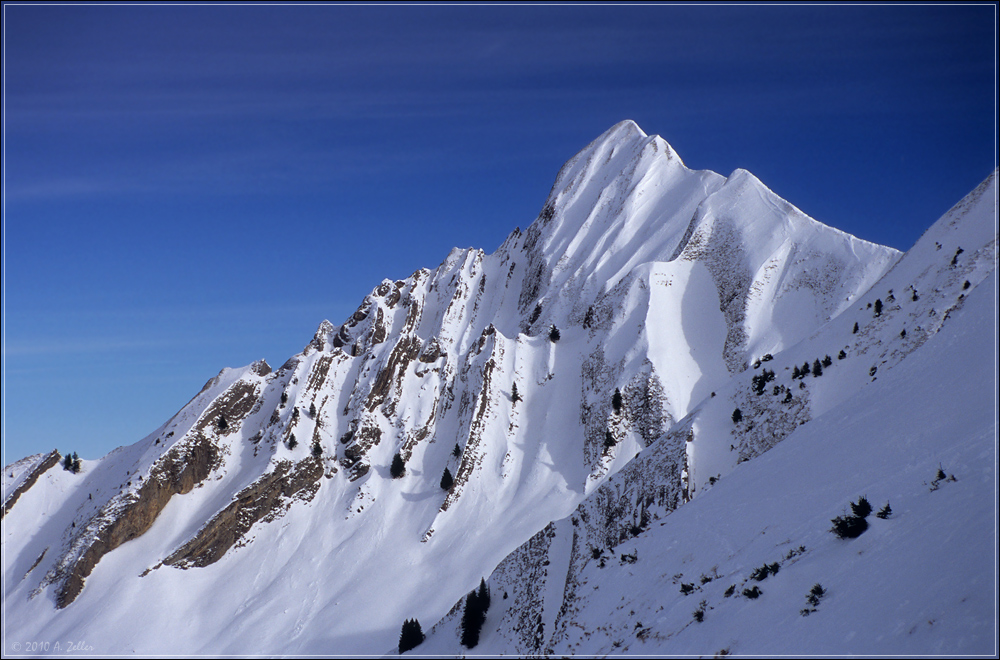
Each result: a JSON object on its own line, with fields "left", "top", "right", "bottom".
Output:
{"left": 853, "top": 321, "right": 859, "bottom": 334}
{"left": 478, "top": 577, "right": 491, "bottom": 611}
{"left": 549, "top": 325, "right": 561, "bottom": 342}
{"left": 612, "top": 388, "right": 623, "bottom": 413}
{"left": 440, "top": 467, "right": 454, "bottom": 490}
{"left": 874, "top": 299, "right": 883, "bottom": 316}
{"left": 604, "top": 430, "right": 616, "bottom": 450}
{"left": 309, "top": 402, "right": 317, "bottom": 418}
{"left": 511, "top": 382, "right": 521, "bottom": 404}
{"left": 812, "top": 359, "right": 823, "bottom": 377}
{"left": 850, "top": 495, "right": 872, "bottom": 518}
{"left": 732, "top": 408, "right": 742, "bottom": 424}
{"left": 391, "top": 452, "right": 405, "bottom": 479}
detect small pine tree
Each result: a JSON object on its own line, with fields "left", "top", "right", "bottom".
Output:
{"left": 453, "top": 443, "right": 462, "bottom": 458}
{"left": 603, "top": 430, "right": 616, "bottom": 450}
{"left": 218, "top": 415, "right": 228, "bottom": 431}
{"left": 732, "top": 408, "right": 742, "bottom": 424}
{"left": 850, "top": 495, "right": 872, "bottom": 518}
{"left": 287, "top": 434, "right": 298, "bottom": 450}
{"left": 792, "top": 365, "right": 801, "bottom": 379}
{"left": 812, "top": 359, "right": 823, "bottom": 377}
{"left": 311, "top": 440, "right": 322, "bottom": 458}
{"left": 852, "top": 321, "right": 859, "bottom": 334}
{"left": 390, "top": 452, "right": 405, "bottom": 479}
{"left": 549, "top": 325, "right": 561, "bottom": 342}
{"left": 838, "top": 349, "right": 847, "bottom": 360}
{"left": 309, "top": 402, "right": 317, "bottom": 418}
{"left": 511, "top": 381, "right": 521, "bottom": 404}
{"left": 398, "top": 618, "right": 424, "bottom": 653}
{"left": 876, "top": 502, "right": 892, "bottom": 519}
{"left": 874, "top": 299, "right": 883, "bottom": 317}
{"left": 440, "top": 467, "right": 454, "bottom": 490}
{"left": 280, "top": 391, "right": 288, "bottom": 405}
{"left": 63, "top": 453, "right": 74, "bottom": 471}
{"left": 822, "top": 355, "right": 832, "bottom": 367}
{"left": 802, "top": 361, "right": 811, "bottom": 376}
{"left": 612, "top": 388, "right": 623, "bottom": 413}
{"left": 831, "top": 514, "right": 868, "bottom": 539}
{"left": 72, "top": 453, "right": 81, "bottom": 474}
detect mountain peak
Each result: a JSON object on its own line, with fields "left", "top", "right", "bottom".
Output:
{"left": 3, "top": 123, "right": 990, "bottom": 657}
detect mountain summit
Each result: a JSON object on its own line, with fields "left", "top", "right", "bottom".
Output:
{"left": 3, "top": 122, "right": 994, "bottom": 656}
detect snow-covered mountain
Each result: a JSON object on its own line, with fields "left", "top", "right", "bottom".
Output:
{"left": 2, "top": 121, "right": 995, "bottom": 656}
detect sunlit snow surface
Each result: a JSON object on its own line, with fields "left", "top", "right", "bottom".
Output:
{"left": 2, "top": 122, "right": 995, "bottom": 656}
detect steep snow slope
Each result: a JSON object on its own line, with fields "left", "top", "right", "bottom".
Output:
{"left": 3, "top": 122, "right": 912, "bottom": 655}
{"left": 416, "top": 169, "right": 998, "bottom": 657}
{"left": 420, "top": 268, "right": 996, "bottom": 658}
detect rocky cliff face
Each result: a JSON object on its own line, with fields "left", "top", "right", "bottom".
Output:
{"left": 3, "top": 121, "right": 925, "bottom": 656}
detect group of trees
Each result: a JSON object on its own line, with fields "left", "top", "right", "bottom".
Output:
{"left": 751, "top": 368, "right": 775, "bottom": 394}
{"left": 398, "top": 618, "right": 424, "bottom": 653}
{"left": 460, "top": 578, "right": 491, "bottom": 648}
{"left": 831, "top": 495, "right": 873, "bottom": 539}
{"left": 62, "top": 452, "right": 81, "bottom": 474}
{"left": 791, "top": 356, "right": 830, "bottom": 379}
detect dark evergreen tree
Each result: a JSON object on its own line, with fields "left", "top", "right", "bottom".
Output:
{"left": 280, "top": 391, "right": 288, "bottom": 405}
{"left": 850, "top": 495, "right": 872, "bottom": 518}
{"left": 802, "top": 362, "right": 811, "bottom": 376}
{"left": 603, "top": 430, "right": 616, "bottom": 450}
{"left": 822, "top": 355, "right": 832, "bottom": 367}
{"left": 287, "top": 434, "right": 298, "bottom": 450}
{"left": 612, "top": 388, "right": 623, "bottom": 413}
{"left": 453, "top": 443, "right": 462, "bottom": 458}
{"left": 853, "top": 321, "right": 859, "bottom": 334}
{"left": 460, "top": 583, "right": 489, "bottom": 649}
{"left": 812, "top": 360, "right": 823, "bottom": 377}
{"left": 72, "top": 453, "right": 81, "bottom": 474}
{"left": 440, "top": 467, "right": 454, "bottom": 490}
{"left": 311, "top": 440, "right": 322, "bottom": 458}
{"left": 309, "top": 402, "right": 317, "bottom": 418}
{"left": 390, "top": 452, "right": 405, "bottom": 479}
{"left": 732, "top": 408, "right": 742, "bottom": 424}
{"left": 838, "top": 349, "right": 847, "bottom": 360}
{"left": 398, "top": 618, "right": 424, "bottom": 653}
{"left": 792, "top": 364, "right": 801, "bottom": 379}
{"left": 511, "top": 381, "right": 521, "bottom": 404}
{"left": 218, "top": 415, "right": 228, "bottom": 431}
{"left": 63, "top": 453, "right": 74, "bottom": 471}
{"left": 478, "top": 578, "right": 491, "bottom": 611}
{"left": 549, "top": 325, "right": 561, "bottom": 342}
{"left": 831, "top": 514, "right": 868, "bottom": 539}
{"left": 874, "top": 299, "right": 883, "bottom": 316}
{"left": 876, "top": 502, "right": 892, "bottom": 519}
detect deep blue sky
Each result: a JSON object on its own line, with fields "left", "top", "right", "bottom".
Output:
{"left": 3, "top": 3, "right": 996, "bottom": 464}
